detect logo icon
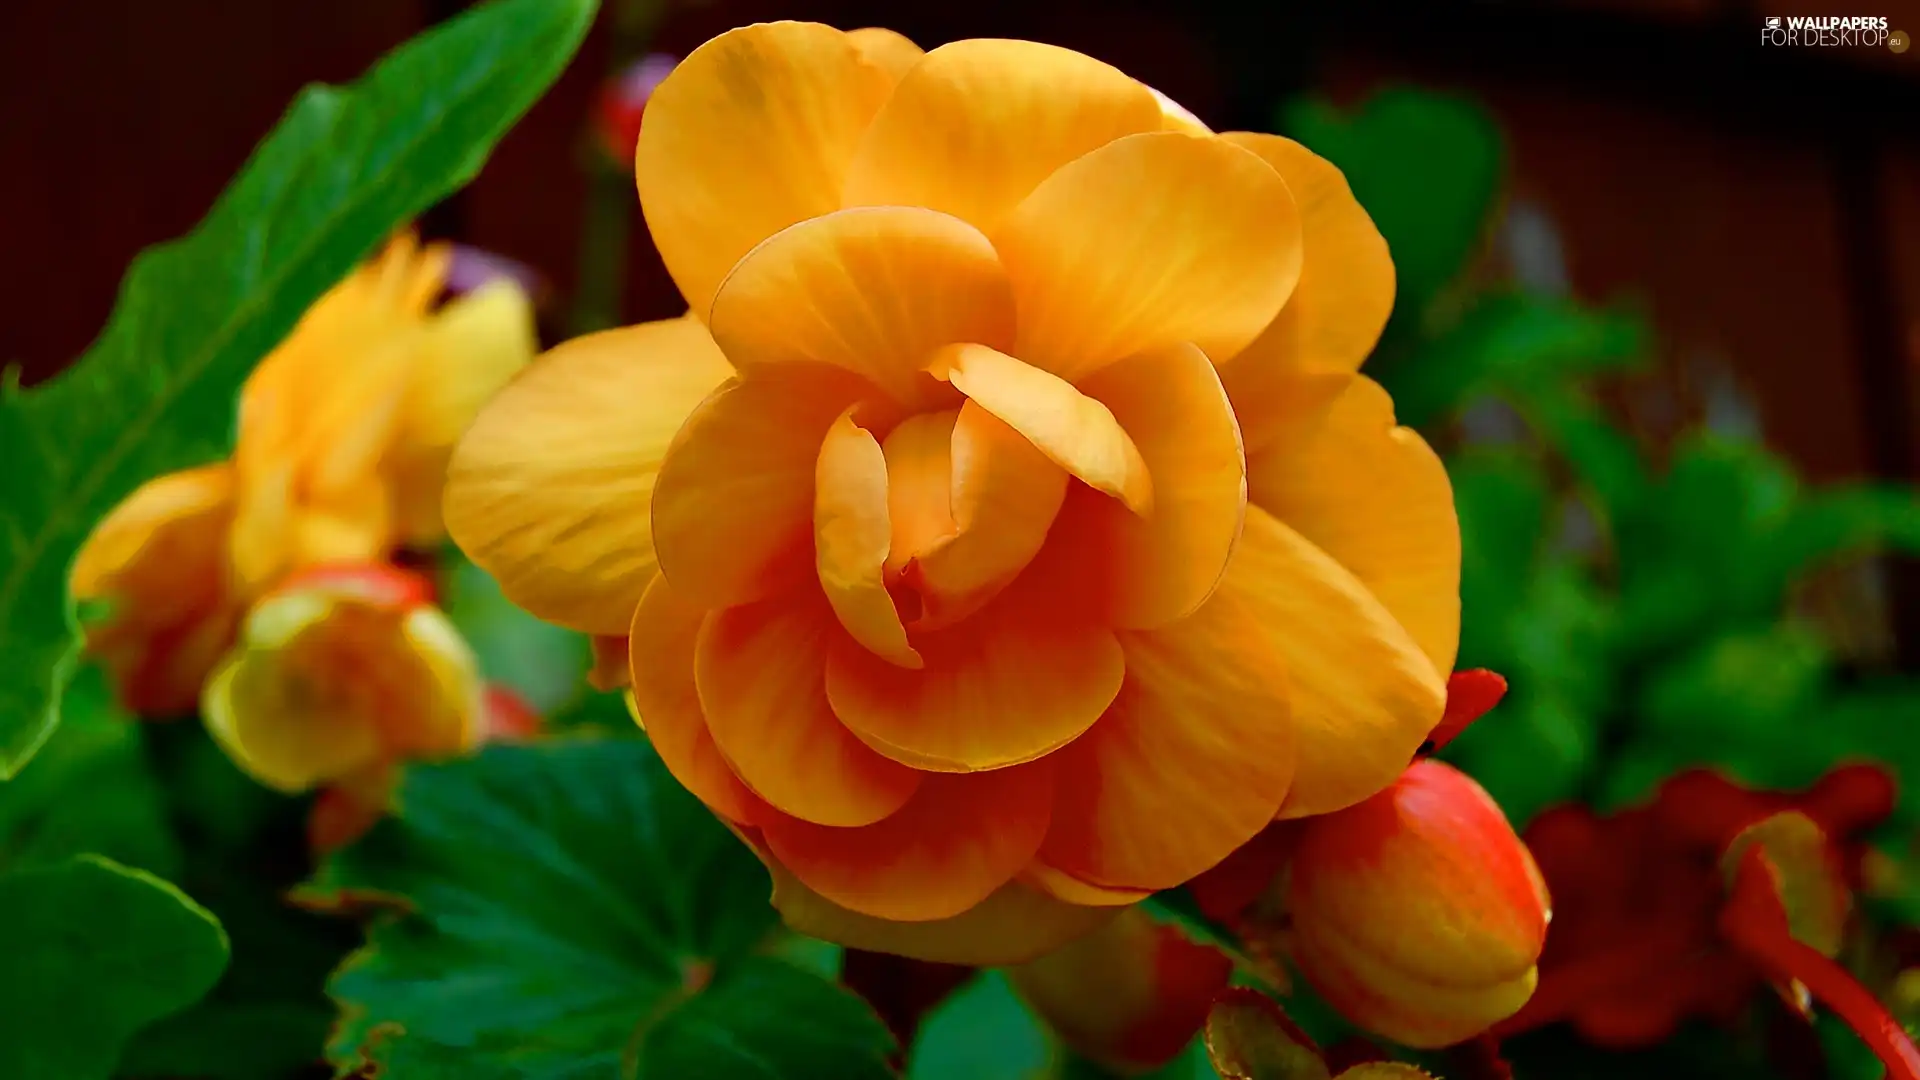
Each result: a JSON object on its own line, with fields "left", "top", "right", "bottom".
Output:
{"left": 1767, "top": 16, "right": 1781, "bottom": 28}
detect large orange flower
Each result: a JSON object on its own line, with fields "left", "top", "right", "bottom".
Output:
{"left": 71, "top": 235, "right": 536, "bottom": 715}
{"left": 444, "top": 22, "right": 1458, "bottom": 963}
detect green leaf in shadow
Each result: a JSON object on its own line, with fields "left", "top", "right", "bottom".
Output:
{"left": 0, "top": 854, "right": 229, "bottom": 1079}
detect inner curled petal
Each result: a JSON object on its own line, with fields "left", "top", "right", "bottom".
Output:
{"left": 880, "top": 403, "right": 1070, "bottom": 632}
{"left": 815, "top": 409, "right": 922, "bottom": 669}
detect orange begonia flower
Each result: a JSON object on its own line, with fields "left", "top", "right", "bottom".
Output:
{"left": 71, "top": 235, "right": 536, "bottom": 715}
{"left": 444, "top": 23, "right": 1458, "bottom": 963}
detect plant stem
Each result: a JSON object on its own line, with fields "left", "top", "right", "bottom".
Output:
{"left": 1721, "top": 895, "right": 1920, "bottom": 1080}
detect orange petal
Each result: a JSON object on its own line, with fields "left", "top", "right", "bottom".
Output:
{"left": 993, "top": 132, "right": 1303, "bottom": 380}
{"left": 846, "top": 26, "right": 923, "bottom": 86}
{"left": 881, "top": 409, "right": 961, "bottom": 574}
{"left": 1248, "top": 376, "right": 1460, "bottom": 675}
{"left": 708, "top": 206, "right": 1014, "bottom": 408}
{"left": 842, "top": 38, "right": 1162, "bottom": 235}
{"left": 1225, "top": 507, "right": 1444, "bottom": 819}
{"left": 1216, "top": 133, "right": 1394, "bottom": 379}
{"left": 761, "top": 763, "right": 1054, "bottom": 921}
{"left": 70, "top": 463, "right": 239, "bottom": 715}
{"left": 587, "top": 635, "right": 632, "bottom": 691}
{"left": 443, "top": 317, "right": 732, "bottom": 635}
{"left": 815, "top": 410, "right": 921, "bottom": 668}
{"left": 636, "top": 22, "right": 892, "bottom": 314}
{"left": 928, "top": 343, "right": 1151, "bottom": 515}
{"left": 1148, "top": 85, "right": 1211, "bottom": 135}
{"left": 824, "top": 585, "right": 1124, "bottom": 772}
{"left": 650, "top": 366, "right": 869, "bottom": 608}
{"left": 1074, "top": 342, "right": 1247, "bottom": 629}
{"left": 1023, "top": 863, "right": 1154, "bottom": 907}
{"left": 908, "top": 401, "right": 1068, "bottom": 628}
{"left": 625, "top": 574, "right": 766, "bottom": 824}
{"left": 696, "top": 595, "right": 920, "bottom": 827}
{"left": 1038, "top": 584, "right": 1293, "bottom": 891}
{"left": 761, "top": 851, "right": 1116, "bottom": 964}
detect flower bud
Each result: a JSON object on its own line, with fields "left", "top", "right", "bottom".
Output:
{"left": 1285, "top": 760, "right": 1549, "bottom": 1049}
{"left": 202, "top": 563, "right": 482, "bottom": 796}
{"left": 1007, "top": 907, "right": 1233, "bottom": 1073}
{"left": 593, "top": 54, "right": 676, "bottom": 168}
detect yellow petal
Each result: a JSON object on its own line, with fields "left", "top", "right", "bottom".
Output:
{"left": 824, "top": 583, "right": 1124, "bottom": 772}
{"left": 204, "top": 652, "right": 382, "bottom": 793}
{"left": 815, "top": 411, "right": 921, "bottom": 668}
{"left": 907, "top": 401, "right": 1068, "bottom": 629}
{"left": 709, "top": 205, "right": 1012, "bottom": 408}
{"left": 626, "top": 574, "right": 767, "bottom": 824}
{"left": 846, "top": 26, "right": 923, "bottom": 86}
{"left": 761, "top": 763, "right": 1054, "bottom": 921}
{"left": 1248, "top": 376, "right": 1460, "bottom": 675}
{"left": 760, "top": 843, "right": 1116, "bottom": 964}
{"left": 1148, "top": 85, "right": 1211, "bottom": 134}
{"left": 389, "top": 280, "right": 539, "bottom": 544}
{"left": 842, "top": 39, "right": 1162, "bottom": 235}
{"left": 637, "top": 21, "right": 893, "bottom": 315}
{"left": 993, "top": 132, "right": 1303, "bottom": 380}
{"left": 1074, "top": 341, "right": 1246, "bottom": 629}
{"left": 1225, "top": 507, "right": 1444, "bottom": 819}
{"left": 391, "top": 605, "right": 486, "bottom": 757}
{"left": 651, "top": 365, "right": 870, "bottom": 609}
{"left": 443, "top": 317, "right": 732, "bottom": 635}
{"left": 696, "top": 595, "right": 921, "bottom": 827}
{"left": 1216, "top": 133, "right": 1394, "bottom": 378}
{"left": 929, "top": 343, "right": 1151, "bottom": 514}
{"left": 1038, "top": 584, "right": 1294, "bottom": 891}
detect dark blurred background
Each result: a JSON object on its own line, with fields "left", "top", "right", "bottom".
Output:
{"left": 6, "top": 0, "right": 1920, "bottom": 586}
{"left": 6, "top": 0, "right": 1920, "bottom": 476}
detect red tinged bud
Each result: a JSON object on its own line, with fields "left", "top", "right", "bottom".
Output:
{"left": 593, "top": 54, "right": 676, "bottom": 169}
{"left": 1285, "top": 760, "right": 1549, "bottom": 1049}
{"left": 1007, "top": 908, "right": 1233, "bottom": 1073}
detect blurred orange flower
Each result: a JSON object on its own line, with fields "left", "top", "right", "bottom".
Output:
{"left": 71, "top": 235, "right": 535, "bottom": 715}
{"left": 445, "top": 22, "right": 1457, "bottom": 963}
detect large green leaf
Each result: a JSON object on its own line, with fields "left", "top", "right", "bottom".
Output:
{"left": 908, "top": 970, "right": 1055, "bottom": 1080}
{"left": 0, "top": 855, "right": 230, "bottom": 1079}
{"left": 0, "top": 666, "right": 179, "bottom": 877}
{"left": 0, "top": 0, "right": 599, "bottom": 778}
{"left": 303, "top": 737, "right": 898, "bottom": 1079}
{"left": 1281, "top": 88, "right": 1503, "bottom": 332}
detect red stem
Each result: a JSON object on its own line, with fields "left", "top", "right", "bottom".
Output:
{"left": 1721, "top": 902, "right": 1920, "bottom": 1080}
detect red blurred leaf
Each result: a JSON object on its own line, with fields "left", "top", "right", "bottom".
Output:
{"left": 1424, "top": 669, "right": 1507, "bottom": 753}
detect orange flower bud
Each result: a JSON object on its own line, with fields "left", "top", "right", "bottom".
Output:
{"left": 1285, "top": 760, "right": 1549, "bottom": 1049}
{"left": 202, "top": 563, "right": 481, "bottom": 796}
{"left": 1007, "top": 907, "right": 1233, "bottom": 1073}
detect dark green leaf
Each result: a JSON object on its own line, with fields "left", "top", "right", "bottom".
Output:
{"left": 907, "top": 970, "right": 1054, "bottom": 1080}
{"left": 442, "top": 552, "right": 592, "bottom": 715}
{"left": 1281, "top": 88, "right": 1503, "bottom": 329}
{"left": 0, "top": 666, "right": 179, "bottom": 877}
{"left": 118, "top": 1001, "right": 332, "bottom": 1080}
{"left": 1383, "top": 291, "right": 1647, "bottom": 429}
{"left": 0, "top": 0, "right": 599, "bottom": 777}
{"left": 306, "top": 737, "right": 898, "bottom": 1079}
{"left": 0, "top": 855, "right": 229, "bottom": 1080}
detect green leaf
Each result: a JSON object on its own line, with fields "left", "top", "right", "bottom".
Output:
{"left": 1281, "top": 88, "right": 1503, "bottom": 330}
{"left": 118, "top": 1001, "right": 332, "bottom": 1080}
{"left": 0, "top": 666, "right": 179, "bottom": 877}
{"left": 305, "top": 737, "right": 898, "bottom": 1079}
{"left": 907, "top": 970, "right": 1054, "bottom": 1080}
{"left": 0, "top": 0, "right": 599, "bottom": 778}
{"left": 1383, "top": 291, "right": 1648, "bottom": 429}
{"left": 0, "top": 855, "right": 229, "bottom": 1080}
{"left": 442, "top": 552, "right": 594, "bottom": 715}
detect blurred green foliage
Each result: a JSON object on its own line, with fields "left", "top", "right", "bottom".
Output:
{"left": 1286, "top": 84, "right": 1920, "bottom": 1080}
